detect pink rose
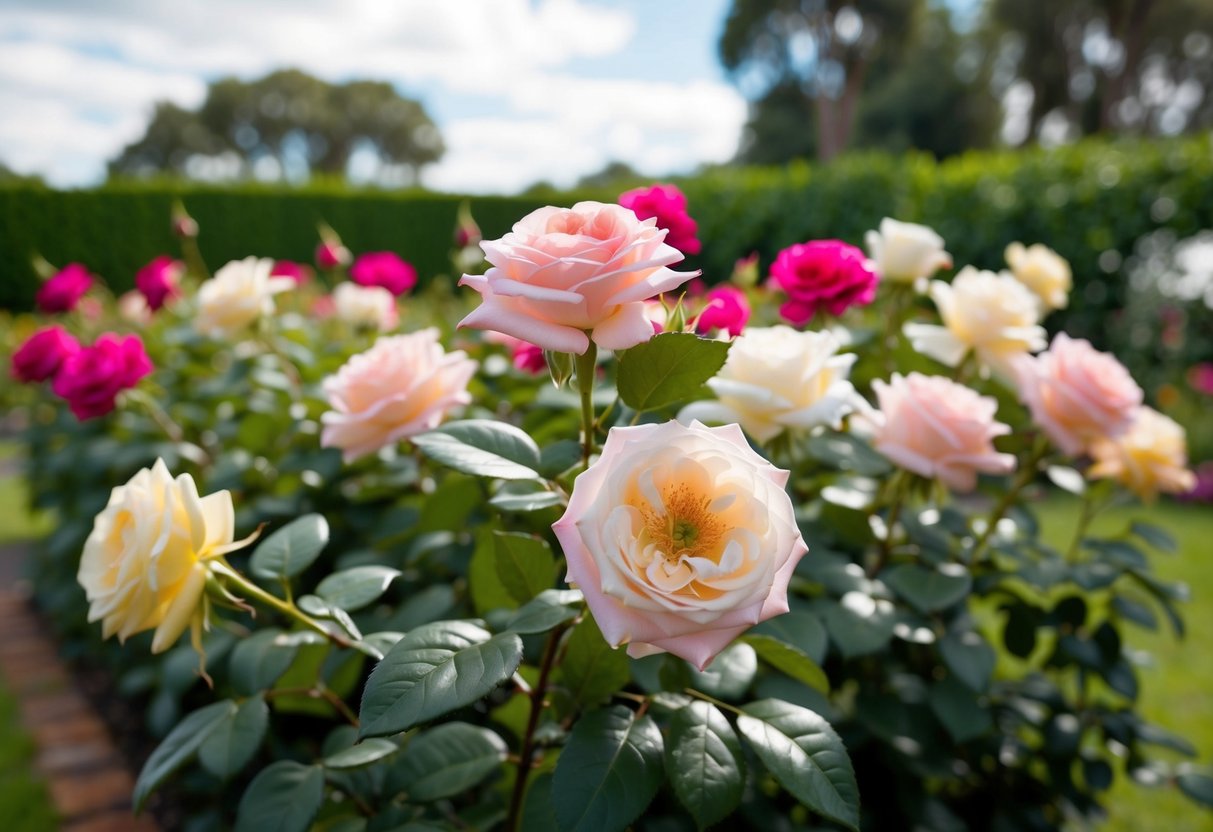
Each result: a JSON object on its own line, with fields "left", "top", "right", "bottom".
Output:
{"left": 769, "top": 240, "right": 877, "bottom": 324}
{"left": 321, "top": 328, "right": 477, "bottom": 462}
{"left": 618, "top": 183, "right": 701, "bottom": 255}
{"left": 11, "top": 326, "right": 80, "bottom": 383}
{"left": 512, "top": 340, "right": 546, "bottom": 375}
{"left": 135, "top": 256, "right": 183, "bottom": 311}
{"left": 553, "top": 420, "right": 808, "bottom": 670}
{"left": 117, "top": 291, "right": 151, "bottom": 324}
{"left": 870, "top": 373, "right": 1015, "bottom": 492}
{"left": 1187, "top": 362, "right": 1213, "bottom": 396}
{"left": 315, "top": 240, "right": 352, "bottom": 270}
{"left": 695, "top": 285, "right": 750, "bottom": 337}
{"left": 1014, "top": 333, "right": 1142, "bottom": 456}
{"left": 458, "top": 202, "right": 694, "bottom": 355}
{"left": 52, "top": 333, "right": 153, "bottom": 420}
{"left": 350, "top": 252, "right": 418, "bottom": 297}
{"left": 271, "top": 260, "right": 311, "bottom": 285}
{"left": 36, "top": 263, "right": 95, "bottom": 314}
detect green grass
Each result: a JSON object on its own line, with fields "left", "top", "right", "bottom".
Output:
{"left": 0, "top": 441, "right": 50, "bottom": 545}
{"left": 0, "top": 676, "right": 59, "bottom": 831}
{"left": 1034, "top": 497, "right": 1213, "bottom": 832}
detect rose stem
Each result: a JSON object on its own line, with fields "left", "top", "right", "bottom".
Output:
{"left": 574, "top": 342, "right": 598, "bottom": 466}
{"left": 505, "top": 622, "right": 570, "bottom": 832}
{"left": 968, "top": 434, "right": 1049, "bottom": 564}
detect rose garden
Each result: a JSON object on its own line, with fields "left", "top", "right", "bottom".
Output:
{"left": 4, "top": 140, "right": 1213, "bottom": 831}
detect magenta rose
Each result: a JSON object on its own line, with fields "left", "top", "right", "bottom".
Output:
{"left": 36, "top": 263, "right": 95, "bottom": 314}
{"left": 271, "top": 260, "right": 311, "bottom": 285}
{"left": 11, "top": 326, "right": 80, "bottom": 383}
{"left": 350, "top": 252, "right": 418, "bottom": 297}
{"left": 315, "top": 240, "right": 352, "bottom": 270}
{"left": 769, "top": 240, "right": 878, "bottom": 324}
{"left": 695, "top": 285, "right": 750, "bottom": 337}
{"left": 135, "top": 256, "right": 183, "bottom": 311}
{"left": 618, "top": 183, "right": 701, "bottom": 255}
{"left": 52, "top": 334, "right": 153, "bottom": 420}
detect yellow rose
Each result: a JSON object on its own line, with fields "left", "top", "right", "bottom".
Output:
{"left": 195, "top": 257, "right": 294, "bottom": 337}
{"left": 1004, "top": 242, "right": 1071, "bottom": 311}
{"left": 1088, "top": 407, "right": 1197, "bottom": 502}
{"left": 78, "top": 459, "right": 246, "bottom": 653}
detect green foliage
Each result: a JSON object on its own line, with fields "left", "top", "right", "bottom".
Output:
{"left": 250, "top": 513, "right": 330, "bottom": 580}
{"left": 0, "top": 680, "right": 58, "bottom": 832}
{"left": 665, "top": 702, "right": 745, "bottom": 829}
{"left": 616, "top": 332, "right": 732, "bottom": 412}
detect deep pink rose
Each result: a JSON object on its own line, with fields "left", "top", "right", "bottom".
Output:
{"left": 135, "top": 256, "right": 183, "bottom": 311}
{"left": 695, "top": 285, "right": 750, "bottom": 337}
{"left": 52, "top": 334, "right": 153, "bottom": 420}
{"left": 618, "top": 183, "right": 701, "bottom": 255}
{"left": 350, "top": 252, "right": 418, "bottom": 297}
{"left": 271, "top": 260, "right": 311, "bottom": 285}
{"left": 1013, "top": 333, "right": 1142, "bottom": 456}
{"left": 769, "top": 240, "right": 878, "bottom": 323}
{"left": 1188, "top": 363, "right": 1213, "bottom": 396}
{"left": 512, "top": 340, "right": 546, "bottom": 375}
{"left": 315, "top": 240, "right": 351, "bottom": 270}
{"left": 458, "top": 202, "right": 694, "bottom": 354}
{"left": 11, "top": 326, "right": 80, "bottom": 383}
{"left": 36, "top": 264, "right": 95, "bottom": 314}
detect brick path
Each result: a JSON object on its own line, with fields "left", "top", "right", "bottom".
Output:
{"left": 0, "top": 548, "right": 158, "bottom": 832}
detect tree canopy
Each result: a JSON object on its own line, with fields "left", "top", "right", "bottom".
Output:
{"left": 109, "top": 69, "right": 444, "bottom": 184}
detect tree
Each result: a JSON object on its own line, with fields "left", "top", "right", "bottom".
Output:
{"left": 109, "top": 69, "right": 444, "bottom": 184}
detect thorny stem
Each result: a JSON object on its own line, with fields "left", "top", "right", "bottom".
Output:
{"left": 505, "top": 623, "right": 570, "bottom": 832}
{"left": 575, "top": 342, "right": 598, "bottom": 466}
{"left": 866, "top": 469, "right": 911, "bottom": 578}
{"left": 265, "top": 685, "right": 360, "bottom": 727}
{"left": 685, "top": 688, "right": 744, "bottom": 716}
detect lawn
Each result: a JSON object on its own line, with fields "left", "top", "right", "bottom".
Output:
{"left": 0, "top": 677, "right": 59, "bottom": 832}
{"left": 1035, "top": 497, "right": 1213, "bottom": 832}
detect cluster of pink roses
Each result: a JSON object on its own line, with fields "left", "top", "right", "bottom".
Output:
{"left": 12, "top": 326, "right": 151, "bottom": 419}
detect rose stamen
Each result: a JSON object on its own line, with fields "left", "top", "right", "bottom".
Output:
{"left": 640, "top": 482, "right": 727, "bottom": 565}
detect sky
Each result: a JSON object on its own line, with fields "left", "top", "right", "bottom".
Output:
{"left": 0, "top": 0, "right": 744, "bottom": 193}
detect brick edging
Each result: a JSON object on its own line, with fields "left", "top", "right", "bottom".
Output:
{"left": 0, "top": 588, "right": 159, "bottom": 832}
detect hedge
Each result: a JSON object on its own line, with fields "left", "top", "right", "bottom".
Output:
{"left": 3, "top": 136, "right": 1211, "bottom": 347}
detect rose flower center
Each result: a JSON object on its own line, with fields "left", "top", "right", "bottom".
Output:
{"left": 641, "top": 483, "right": 726, "bottom": 564}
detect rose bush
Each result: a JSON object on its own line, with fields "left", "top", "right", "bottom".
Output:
{"left": 6, "top": 195, "right": 1211, "bottom": 832}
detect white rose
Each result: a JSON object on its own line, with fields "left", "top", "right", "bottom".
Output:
{"left": 904, "top": 266, "right": 1046, "bottom": 377}
{"left": 77, "top": 459, "right": 248, "bottom": 653}
{"left": 865, "top": 218, "right": 952, "bottom": 284}
{"left": 1005, "top": 242, "right": 1071, "bottom": 311}
{"left": 195, "top": 257, "right": 294, "bottom": 337}
{"left": 333, "top": 283, "right": 399, "bottom": 332}
{"left": 677, "top": 326, "right": 862, "bottom": 443}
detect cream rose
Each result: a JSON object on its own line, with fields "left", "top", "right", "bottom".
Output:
{"left": 868, "top": 373, "right": 1016, "bottom": 492}
{"left": 864, "top": 218, "right": 952, "bottom": 284}
{"left": 904, "top": 266, "right": 1046, "bottom": 377}
{"left": 78, "top": 460, "right": 246, "bottom": 653}
{"left": 195, "top": 257, "right": 294, "bottom": 337}
{"left": 458, "top": 201, "right": 694, "bottom": 355}
{"left": 1088, "top": 407, "right": 1197, "bottom": 502}
{"left": 1013, "top": 333, "right": 1142, "bottom": 456}
{"left": 677, "top": 326, "right": 862, "bottom": 443}
{"left": 333, "top": 282, "right": 399, "bottom": 332}
{"left": 1005, "top": 242, "right": 1071, "bottom": 311}
{"left": 321, "top": 328, "right": 477, "bottom": 462}
{"left": 553, "top": 420, "right": 808, "bottom": 670}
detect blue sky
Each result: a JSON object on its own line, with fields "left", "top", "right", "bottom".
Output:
{"left": 0, "top": 0, "right": 745, "bottom": 192}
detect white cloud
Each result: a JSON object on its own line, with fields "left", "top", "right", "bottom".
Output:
{"left": 0, "top": 0, "right": 745, "bottom": 191}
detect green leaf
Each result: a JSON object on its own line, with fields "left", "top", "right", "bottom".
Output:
{"left": 316, "top": 566, "right": 402, "bottom": 612}
{"left": 506, "top": 589, "right": 582, "bottom": 635}
{"left": 134, "top": 700, "right": 237, "bottom": 810}
{"left": 883, "top": 563, "right": 972, "bottom": 613}
{"left": 389, "top": 722, "right": 507, "bottom": 801}
{"left": 493, "top": 531, "right": 557, "bottom": 604}
{"left": 688, "top": 642, "right": 757, "bottom": 700}
{"left": 560, "top": 615, "right": 630, "bottom": 709}
{"left": 823, "top": 593, "right": 896, "bottom": 658}
{"left": 229, "top": 629, "right": 300, "bottom": 697}
{"left": 470, "top": 528, "right": 519, "bottom": 614}
{"left": 551, "top": 705, "right": 664, "bottom": 832}
{"left": 359, "top": 621, "right": 524, "bottom": 738}
{"left": 251, "top": 514, "right": 329, "bottom": 580}
{"left": 616, "top": 332, "right": 731, "bottom": 412}
{"left": 927, "top": 677, "right": 993, "bottom": 743}
{"left": 521, "top": 771, "right": 559, "bottom": 832}
{"left": 736, "top": 699, "right": 860, "bottom": 831}
{"left": 411, "top": 419, "right": 542, "bottom": 480}
{"left": 1130, "top": 521, "right": 1177, "bottom": 553}
{"left": 1046, "top": 465, "right": 1086, "bottom": 495}
{"left": 490, "top": 482, "right": 564, "bottom": 512}
{"left": 234, "top": 761, "right": 325, "bottom": 832}
{"left": 743, "top": 634, "right": 829, "bottom": 693}
{"left": 805, "top": 432, "right": 891, "bottom": 476}
{"left": 666, "top": 702, "right": 744, "bottom": 830}
{"left": 752, "top": 612, "right": 828, "bottom": 665}
{"left": 198, "top": 697, "right": 269, "bottom": 780}
{"left": 1177, "top": 771, "right": 1213, "bottom": 808}
{"left": 323, "top": 738, "right": 399, "bottom": 769}
{"left": 939, "top": 631, "right": 997, "bottom": 692}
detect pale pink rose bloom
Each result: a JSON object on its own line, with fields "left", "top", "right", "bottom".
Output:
{"left": 553, "top": 420, "right": 808, "bottom": 671}
{"left": 458, "top": 202, "right": 696, "bottom": 355}
{"left": 869, "top": 373, "right": 1015, "bottom": 492}
{"left": 1013, "top": 333, "right": 1142, "bottom": 456}
{"left": 321, "top": 329, "right": 477, "bottom": 463}
{"left": 1088, "top": 407, "right": 1197, "bottom": 502}
{"left": 117, "top": 290, "right": 151, "bottom": 324}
